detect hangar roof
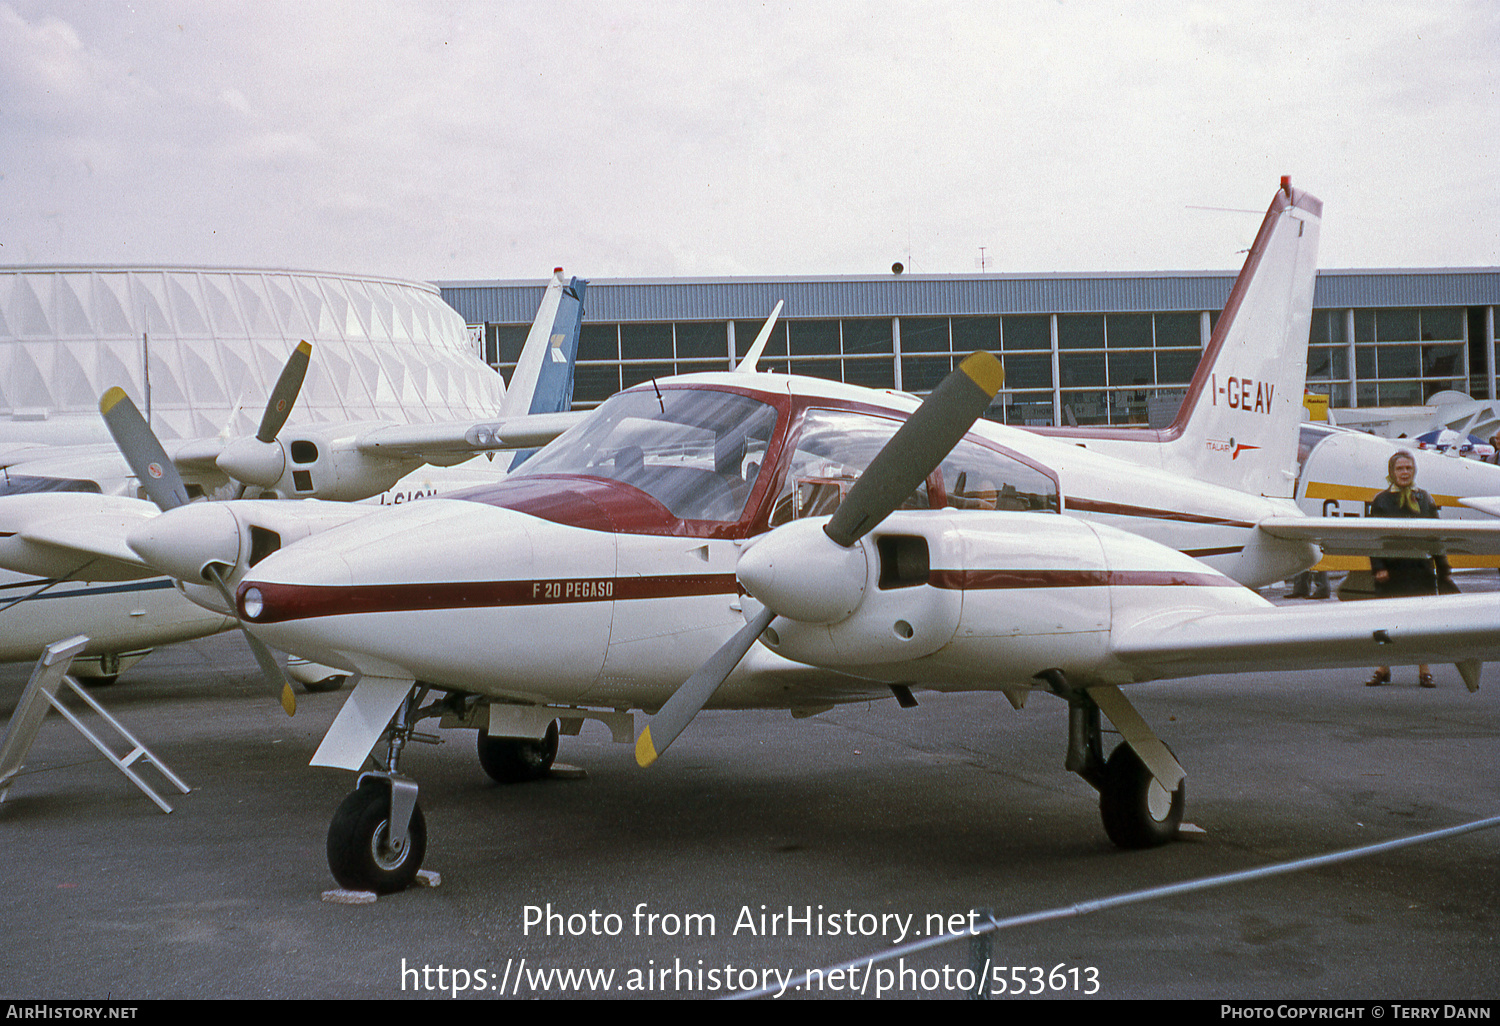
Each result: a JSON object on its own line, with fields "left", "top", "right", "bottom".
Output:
{"left": 440, "top": 268, "right": 1500, "bottom": 325}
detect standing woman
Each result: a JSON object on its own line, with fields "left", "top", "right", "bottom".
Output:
{"left": 1366, "top": 450, "right": 1452, "bottom": 688}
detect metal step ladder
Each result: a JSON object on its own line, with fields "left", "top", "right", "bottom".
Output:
{"left": 0, "top": 636, "right": 190, "bottom": 813}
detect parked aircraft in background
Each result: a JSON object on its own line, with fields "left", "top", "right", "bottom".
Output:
{"left": 1291, "top": 421, "right": 1500, "bottom": 572}
{"left": 0, "top": 272, "right": 588, "bottom": 682}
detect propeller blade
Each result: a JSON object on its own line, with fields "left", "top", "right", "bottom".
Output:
{"left": 256, "top": 341, "right": 312, "bottom": 443}
{"left": 100, "top": 387, "right": 191, "bottom": 512}
{"left": 642, "top": 352, "right": 1004, "bottom": 764}
{"left": 101, "top": 385, "right": 296, "bottom": 715}
{"left": 636, "top": 606, "right": 775, "bottom": 767}
{"left": 203, "top": 565, "right": 296, "bottom": 716}
{"left": 823, "top": 351, "right": 1004, "bottom": 547}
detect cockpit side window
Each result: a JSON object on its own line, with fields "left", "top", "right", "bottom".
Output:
{"left": 768, "top": 408, "right": 1059, "bottom": 526}
{"left": 768, "top": 409, "right": 925, "bottom": 526}
{"left": 935, "top": 437, "right": 1060, "bottom": 513}
{"left": 1295, "top": 424, "right": 1336, "bottom": 487}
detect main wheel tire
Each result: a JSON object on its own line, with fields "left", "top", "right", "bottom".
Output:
{"left": 477, "top": 720, "right": 558, "bottom": 783}
{"left": 1099, "top": 742, "right": 1184, "bottom": 849}
{"left": 301, "top": 674, "right": 348, "bottom": 694}
{"left": 327, "top": 782, "right": 427, "bottom": 894}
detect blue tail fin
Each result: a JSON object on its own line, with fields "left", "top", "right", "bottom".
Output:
{"left": 502, "top": 270, "right": 587, "bottom": 469}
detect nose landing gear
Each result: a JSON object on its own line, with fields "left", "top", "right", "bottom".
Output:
{"left": 327, "top": 776, "right": 426, "bottom": 894}
{"left": 324, "top": 687, "right": 442, "bottom": 894}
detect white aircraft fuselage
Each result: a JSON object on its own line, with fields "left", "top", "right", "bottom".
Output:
{"left": 231, "top": 372, "right": 1314, "bottom": 711}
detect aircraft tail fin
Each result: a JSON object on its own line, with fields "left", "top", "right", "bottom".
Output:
{"left": 500, "top": 269, "right": 588, "bottom": 469}
{"left": 1160, "top": 180, "right": 1322, "bottom": 498}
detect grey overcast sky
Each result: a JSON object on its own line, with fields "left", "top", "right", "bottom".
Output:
{"left": 1, "top": 0, "right": 1496, "bottom": 283}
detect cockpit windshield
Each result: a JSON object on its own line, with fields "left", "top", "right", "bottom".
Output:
{"left": 511, "top": 387, "right": 779, "bottom": 522}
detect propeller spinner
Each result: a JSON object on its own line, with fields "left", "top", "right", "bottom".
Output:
{"left": 636, "top": 351, "right": 1005, "bottom": 766}
{"left": 215, "top": 340, "right": 313, "bottom": 491}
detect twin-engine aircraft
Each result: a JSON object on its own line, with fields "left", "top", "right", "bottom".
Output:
{"left": 6, "top": 183, "right": 1500, "bottom": 894}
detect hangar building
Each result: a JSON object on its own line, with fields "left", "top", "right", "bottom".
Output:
{"left": 441, "top": 269, "right": 1500, "bottom": 428}
{"left": 0, "top": 267, "right": 501, "bottom": 446}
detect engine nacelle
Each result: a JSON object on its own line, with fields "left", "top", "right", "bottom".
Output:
{"left": 751, "top": 511, "right": 1265, "bottom": 688}
{"left": 127, "top": 498, "right": 381, "bottom": 587}
{"left": 748, "top": 514, "right": 966, "bottom": 667}
{"left": 254, "top": 426, "right": 420, "bottom": 502}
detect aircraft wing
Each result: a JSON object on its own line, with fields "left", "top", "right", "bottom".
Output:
{"left": 353, "top": 410, "right": 589, "bottom": 459}
{"left": 1114, "top": 592, "right": 1496, "bottom": 687}
{"left": 169, "top": 437, "right": 231, "bottom": 473}
{"left": 0, "top": 493, "right": 160, "bottom": 580}
{"left": 1459, "top": 496, "right": 1500, "bottom": 518}
{"left": 160, "top": 408, "right": 588, "bottom": 487}
{"left": 195, "top": 272, "right": 588, "bottom": 496}
{"left": 1256, "top": 514, "right": 1500, "bottom": 558}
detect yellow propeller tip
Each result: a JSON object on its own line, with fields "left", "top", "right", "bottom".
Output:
{"left": 634, "top": 727, "right": 658, "bottom": 768}
{"left": 99, "top": 387, "right": 128, "bottom": 414}
{"left": 281, "top": 685, "right": 297, "bottom": 716}
{"left": 295, "top": 340, "right": 312, "bottom": 356}
{"left": 959, "top": 351, "right": 1005, "bottom": 396}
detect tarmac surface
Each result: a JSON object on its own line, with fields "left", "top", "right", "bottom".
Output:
{"left": 0, "top": 583, "right": 1497, "bottom": 1001}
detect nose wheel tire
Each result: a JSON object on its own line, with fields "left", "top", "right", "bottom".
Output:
{"left": 477, "top": 720, "right": 559, "bottom": 783}
{"left": 327, "top": 781, "right": 427, "bottom": 894}
{"left": 1099, "top": 742, "right": 1184, "bottom": 849}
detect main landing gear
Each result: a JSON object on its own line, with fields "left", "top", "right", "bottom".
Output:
{"left": 1044, "top": 671, "right": 1186, "bottom": 849}
{"left": 477, "top": 720, "right": 558, "bottom": 783}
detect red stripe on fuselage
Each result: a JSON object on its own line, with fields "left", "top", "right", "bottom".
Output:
{"left": 929, "top": 568, "right": 1240, "bottom": 590}
{"left": 241, "top": 573, "right": 739, "bottom": 624}
{"left": 1062, "top": 496, "right": 1255, "bottom": 528}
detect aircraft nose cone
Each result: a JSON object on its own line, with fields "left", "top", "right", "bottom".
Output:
{"left": 128, "top": 502, "right": 242, "bottom": 582}
{"left": 737, "top": 518, "right": 867, "bottom": 624}
{"left": 217, "top": 437, "right": 286, "bottom": 488}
